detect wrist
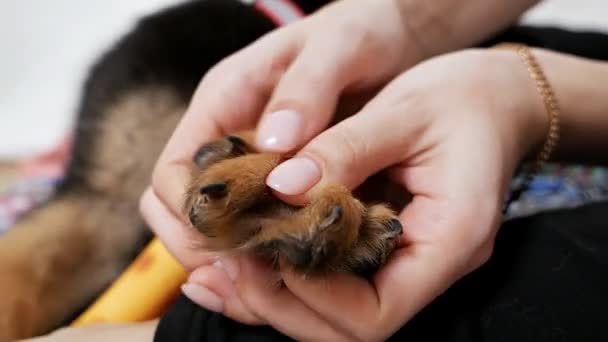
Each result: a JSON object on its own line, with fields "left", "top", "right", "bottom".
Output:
{"left": 506, "top": 47, "right": 608, "bottom": 166}
{"left": 512, "top": 48, "right": 555, "bottom": 164}
{"left": 485, "top": 49, "right": 548, "bottom": 166}
{"left": 392, "top": 0, "right": 538, "bottom": 58}
{"left": 530, "top": 49, "right": 608, "bottom": 164}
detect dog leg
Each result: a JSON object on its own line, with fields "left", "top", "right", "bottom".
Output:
{"left": 0, "top": 194, "right": 144, "bottom": 341}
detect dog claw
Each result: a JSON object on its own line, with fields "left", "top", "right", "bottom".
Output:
{"left": 193, "top": 136, "right": 249, "bottom": 168}
{"left": 386, "top": 218, "right": 403, "bottom": 235}
{"left": 319, "top": 206, "right": 342, "bottom": 230}
{"left": 200, "top": 182, "right": 227, "bottom": 198}
{"left": 226, "top": 135, "right": 246, "bottom": 150}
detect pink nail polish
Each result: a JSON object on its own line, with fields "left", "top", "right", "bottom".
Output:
{"left": 266, "top": 157, "right": 321, "bottom": 195}
{"left": 181, "top": 283, "right": 224, "bottom": 313}
{"left": 256, "top": 110, "right": 302, "bottom": 152}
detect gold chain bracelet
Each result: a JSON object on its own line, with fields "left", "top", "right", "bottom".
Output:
{"left": 494, "top": 43, "right": 561, "bottom": 212}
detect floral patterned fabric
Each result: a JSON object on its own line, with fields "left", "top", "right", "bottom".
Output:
{"left": 0, "top": 137, "right": 70, "bottom": 233}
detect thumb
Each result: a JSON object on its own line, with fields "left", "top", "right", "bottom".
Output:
{"left": 266, "top": 100, "right": 414, "bottom": 203}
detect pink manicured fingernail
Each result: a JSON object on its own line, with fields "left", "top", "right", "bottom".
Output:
{"left": 266, "top": 157, "right": 321, "bottom": 195}
{"left": 181, "top": 284, "right": 224, "bottom": 312}
{"left": 256, "top": 110, "right": 302, "bottom": 151}
{"left": 213, "top": 257, "right": 240, "bottom": 281}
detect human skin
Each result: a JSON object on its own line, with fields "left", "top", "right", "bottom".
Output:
{"left": 144, "top": 0, "right": 554, "bottom": 338}
{"left": 142, "top": 44, "right": 608, "bottom": 341}
{"left": 35, "top": 46, "right": 608, "bottom": 342}
{"left": 144, "top": 0, "right": 543, "bottom": 332}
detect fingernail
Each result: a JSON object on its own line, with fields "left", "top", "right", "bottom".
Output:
{"left": 266, "top": 157, "right": 321, "bottom": 195}
{"left": 213, "top": 257, "right": 240, "bottom": 281}
{"left": 181, "top": 283, "right": 224, "bottom": 313}
{"left": 256, "top": 110, "right": 302, "bottom": 151}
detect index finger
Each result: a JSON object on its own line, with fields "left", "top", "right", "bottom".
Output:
{"left": 151, "top": 29, "right": 299, "bottom": 218}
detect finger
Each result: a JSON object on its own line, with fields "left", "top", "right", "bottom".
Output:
{"left": 235, "top": 256, "right": 352, "bottom": 342}
{"left": 151, "top": 28, "right": 299, "bottom": 218}
{"left": 388, "top": 152, "right": 503, "bottom": 268}
{"left": 139, "top": 188, "right": 214, "bottom": 270}
{"left": 265, "top": 86, "right": 425, "bottom": 200}
{"left": 282, "top": 155, "right": 499, "bottom": 339}
{"left": 281, "top": 199, "right": 463, "bottom": 340}
{"left": 183, "top": 263, "right": 263, "bottom": 325}
{"left": 255, "top": 32, "right": 365, "bottom": 153}
{"left": 281, "top": 271, "right": 381, "bottom": 340}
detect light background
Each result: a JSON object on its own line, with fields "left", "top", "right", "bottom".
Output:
{"left": 1, "top": 0, "right": 606, "bottom": 159}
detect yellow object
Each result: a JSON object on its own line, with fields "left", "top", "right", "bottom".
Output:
{"left": 72, "top": 238, "right": 187, "bottom": 326}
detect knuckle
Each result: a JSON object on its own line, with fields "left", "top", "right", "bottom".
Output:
{"left": 206, "top": 28, "right": 296, "bottom": 95}
{"left": 332, "top": 16, "right": 393, "bottom": 68}
{"left": 216, "top": 67, "right": 249, "bottom": 95}
{"left": 308, "top": 125, "right": 369, "bottom": 186}
{"left": 335, "top": 14, "right": 373, "bottom": 43}
{"left": 203, "top": 59, "right": 252, "bottom": 96}
{"left": 330, "top": 127, "right": 363, "bottom": 169}
{"left": 201, "top": 61, "right": 226, "bottom": 85}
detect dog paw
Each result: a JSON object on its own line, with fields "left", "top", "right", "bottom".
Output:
{"left": 258, "top": 199, "right": 403, "bottom": 275}
{"left": 184, "top": 133, "right": 403, "bottom": 274}
{"left": 185, "top": 134, "right": 283, "bottom": 248}
{"left": 260, "top": 205, "right": 347, "bottom": 272}
{"left": 268, "top": 199, "right": 404, "bottom": 276}
{"left": 348, "top": 204, "right": 403, "bottom": 275}
{"left": 254, "top": 185, "right": 375, "bottom": 274}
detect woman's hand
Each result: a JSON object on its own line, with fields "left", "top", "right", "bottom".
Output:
{"left": 150, "top": 0, "right": 417, "bottom": 229}
{"left": 144, "top": 0, "right": 540, "bottom": 271}
{"left": 142, "top": 0, "right": 547, "bottom": 337}
{"left": 143, "top": 0, "right": 424, "bottom": 325}
{"left": 179, "top": 48, "right": 549, "bottom": 340}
